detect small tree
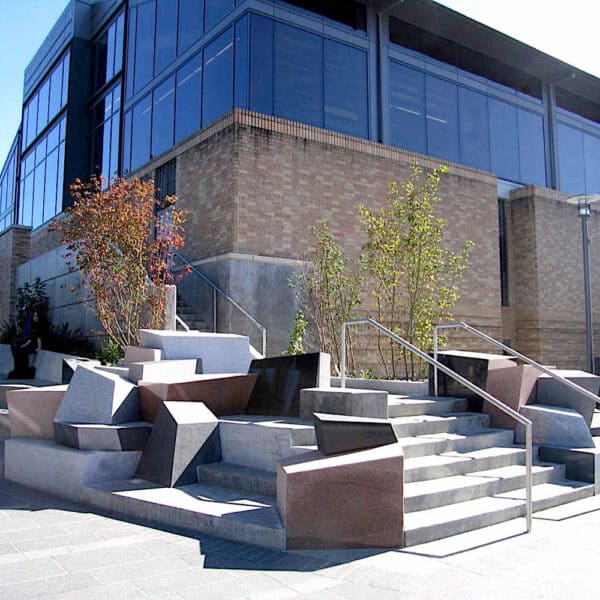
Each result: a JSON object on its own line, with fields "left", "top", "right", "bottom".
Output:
{"left": 359, "top": 166, "right": 474, "bottom": 380}
{"left": 291, "top": 219, "right": 362, "bottom": 374}
{"left": 51, "top": 176, "right": 188, "bottom": 350}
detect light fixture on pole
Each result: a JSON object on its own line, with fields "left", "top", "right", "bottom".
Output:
{"left": 566, "top": 193, "right": 600, "bottom": 373}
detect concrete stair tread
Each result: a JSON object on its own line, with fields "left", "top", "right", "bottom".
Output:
{"left": 404, "top": 480, "right": 594, "bottom": 545}
{"left": 387, "top": 395, "right": 469, "bottom": 417}
{"left": 196, "top": 462, "right": 277, "bottom": 497}
{"left": 390, "top": 412, "right": 489, "bottom": 437}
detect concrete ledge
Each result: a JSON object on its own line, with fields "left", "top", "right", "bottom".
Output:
{"left": 4, "top": 438, "right": 141, "bottom": 502}
{"left": 300, "top": 388, "right": 388, "bottom": 419}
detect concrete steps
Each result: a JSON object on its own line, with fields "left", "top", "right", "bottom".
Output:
{"left": 196, "top": 462, "right": 277, "bottom": 497}
{"left": 390, "top": 412, "right": 488, "bottom": 437}
{"left": 388, "top": 395, "right": 468, "bottom": 417}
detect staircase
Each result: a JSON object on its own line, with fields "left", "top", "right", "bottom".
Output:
{"left": 175, "top": 296, "right": 210, "bottom": 332}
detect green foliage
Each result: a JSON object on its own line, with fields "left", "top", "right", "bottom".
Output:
{"left": 291, "top": 219, "right": 362, "bottom": 374}
{"left": 287, "top": 309, "right": 308, "bottom": 355}
{"left": 96, "top": 340, "right": 125, "bottom": 366}
{"left": 44, "top": 323, "right": 96, "bottom": 358}
{"left": 358, "top": 368, "right": 375, "bottom": 380}
{"left": 0, "top": 320, "right": 17, "bottom": 344}
{"left": 358, "top": 165, "right": 474, "bottom": 380}
{"left": 16, "top": 278, "right": 49, "bottom": 317}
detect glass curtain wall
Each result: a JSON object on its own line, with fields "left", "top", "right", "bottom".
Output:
{"left": 0, "top": 135, "right": 19, "bottom": 233}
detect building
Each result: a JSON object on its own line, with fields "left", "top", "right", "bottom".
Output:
{"left": 1, "top": 0, "right": 600, "bottom": 368}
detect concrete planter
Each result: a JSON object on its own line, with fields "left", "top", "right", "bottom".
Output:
{"left": 331, "top": 376, "right": 428, "bottom": 395}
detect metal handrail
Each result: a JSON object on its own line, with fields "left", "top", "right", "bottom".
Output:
{"left": 175, "top": 314, "right": 190, "bottom": 331}
{"left": 433, "top": 321, "right": 600, "bottom": 410}
{"left": 172, "top": 252, "right": 267, "bottom": 356}
{"left": 341, "top": 317, "right": 533, "bottom": 533}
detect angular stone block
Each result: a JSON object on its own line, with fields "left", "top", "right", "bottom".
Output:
{"left": 138, "top": 373, "right": 257, "bottom": 422}
{"left": 300, "top": 387, "right": 388, "bottom": 419}
{"left": 62, "top": 356, "right": 102, "bottom": 384}
{"left": 128, "top": 359, "right": 200, "bottom": 384}
{"left": 7, "top": 385, "right": 67, "bottom": 439}
{"left": 516, "top": 404, "right": 595, "bottom": 448}
{"left": 246, "top": 353, "right": 331, "bottom": 417}
{"left": 536, "top": 370, "right": 600, "bottom": 426}
{"left": 123, "top": 345, "right": 162, "bottom": 365}
{"left": 136, "top": 401, "right": 221, "bottom": 487}
{"left": 33, "top": 350, "right": 99, "bottom": 384}
{"left": 5, "top": 438, "right": 141, "bottom": 502}
{"left": 139, "top": 329, "right": 250, "bottom": 374}
{"left": 54, "top": 365, "right": 139, "bottom": 425}
{"left": 313, "top": 412, "right": 398, "bottom": 455}
{"left": 278, "top": 443, "right": 404, "bottom": 549}
{"left": 0, "top": 384, "right": 33, "bottom": 410}
{"left": 539, "top": 446, "right": 600, "bottom": 494}
{"left": 54, "top": 421, "right": 152, "bottom": 451}
{"left": 96, "top": 365, "right": 130, "bottom": 378}
{"left": 483, "top": 364, "right": 540, "bottom": 430}
{"left": 429, "top": 350, "right": 516, "bottom": 411}
{"left": 0, "top": 343, "right": 14, "bottom": 377}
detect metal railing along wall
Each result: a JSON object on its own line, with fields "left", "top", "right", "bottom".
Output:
{"left": 172, "top": 253, "right": 267, "bottom": 356}
{"left": 433, "top": 321, "right": 600, "bottom": 410}
{"left": 340, "top": 317, "right": 533, "bottom": 533}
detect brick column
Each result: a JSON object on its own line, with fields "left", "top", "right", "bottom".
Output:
{"left": 0, "top": 226, "right": 31, "bottom": 324}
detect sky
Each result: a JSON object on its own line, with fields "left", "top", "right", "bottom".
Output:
{"left": 1, "top": 0, "right": 600, "bottom": 165}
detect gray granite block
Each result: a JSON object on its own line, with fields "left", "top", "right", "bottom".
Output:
{"left": 535, "top": 370, "right": 600, "bottom": 426}
{"left": 54, "top": 422, "right": 152, "bottom": 451}
{"left": 136, "top": 401, "right": 221, "bottom": 487}
{"left": 313, "top": 412, "right": 398, "bottom": 455}
{"left": 54, "top": 365, "right": 140, "bottom": 425}
{"left": 516, "top": 404, "right": 595, "bottom": 448}
{"left": 128, "top": 359, "right": 201, "bottom": 384}
{"left": 300, "top": 387, "right": 388, "bottom": 419}
{"left": 539, "top": 445, "right": 600, "bottom": 493}
{"left": 139, "top": 329, "right": 250, "bottom": 373}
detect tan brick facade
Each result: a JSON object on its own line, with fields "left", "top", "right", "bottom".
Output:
{"left": 0, "top": 226, "right": 31, "bottom": 324}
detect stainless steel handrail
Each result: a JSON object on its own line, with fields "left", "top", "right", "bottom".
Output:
{"left": 341, "top": 317, "right": 533, "bottom": 533}
{"left": 172, "top": 252, "right": 267, "bottom": 356}
{"left": 433, "top": 321, "right": 600, "bottom": 410}
{"left": 174, "top": 314, "right": 190, "bottom": 331}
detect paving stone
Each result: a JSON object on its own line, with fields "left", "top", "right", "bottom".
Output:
{"left": 90, "top": 554, "right": 193, "bottom": 584}
{"left": 0, "top": 556, "right": 67, "bottom": 584}
{"left": 44, "top": 581, "right": 149, "bottom": 600}
{"left": 0, "top": 572, "right": 102, "bottom": 600}
{"left": 53, "top": 544, "right": 152, "bottom": 573}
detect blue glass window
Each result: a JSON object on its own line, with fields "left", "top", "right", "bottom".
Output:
{"left": 390, "top": 62, "right": 426, "bottom": 154}
{"left": 56, "top": 142, "right": 65, "bottom": 215}
{"left": 517, "top": 109, "right": 546, "bottom": 186}
{"left": 584, "top": 133, "right": 600, "bottom": 194}
{"left": 458, "top": 87, "right": 490, "bottom": 171}
{"left": 26, "top": 95, "right": 38, "bottom": 148}
{"left": 249, "top": 15, "right": 274, "bottom": 116}
{"left": 178, "top": 0, "right": 204, "bottom": 54}
{"left": 62, "top": 52, "right": 70, "bottom": 105}
{"left": 202, "top": 28, "right": 234, "bottom": 126}
{"left": 114, "top": 12, "right": 125, "bottom": 76}
{"left": 274, "top": 23, "right": 323, "bottom": 128}
{"left": 21, "top": 175, "right": 33, "bottom": 227}
{"left": 131, "top": 95, "right": 152, "bottom": 171}
{"left": 37, "top": 80, "right": 50, "bottom": 133}
{"left": 90, "top": 84, "right": 121, "bottom": 183}
{"left": 122, "top": 110, "right": 132, "bottom": 174}
{"left": 155, "top": 0, "right": 177, "bottom": 75}
{"left": 134, "top": 1, "right": 156, "bottom": 94}
{"left": 324, "top": 40, "right": 368, "bottom": 138}
{"left": 43, "top": 149, "right": 58, "bottom": 223}
{"left": 557, "top": 123, "right": 585, "bottom": 194}
{"left": 126, "top": 6, "right": 137, "bottom": 99}
{"left": 152, "top": 76, "right": 175, "bottom": 157}
{"left": 426, "top": 74, "right": 459, "bottom": 163}
{"left": 32, "top": 163, "right": 46, "bottom": 229}
{"left": 175, "top": 55, "right": 202, "bottom": 143}
{"left": 489, "top": 98, "right": 519, "bottom": 181}
{"left": 235, "top": 16, "right": 250, "bottom": 110}
{"left": 49, "top": 62, "right": 63, "bottom": 118}
{"left": 205, "top": 0, "right": 234, "bottom": 31}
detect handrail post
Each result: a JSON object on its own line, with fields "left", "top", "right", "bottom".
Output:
{"left": 213, "top": 287, "right": 217, "bottom": 333}
{"left": 525, "top": 422, "right": 533, "bottom": 532}
{"left": 433, "top": 326, "right": 439, "bottom": 397}
{"left": 262, "top": 328, "right": 267, "bottom": 358}
{"left": 340, "top": 323, "right": 347, "bottom": 388}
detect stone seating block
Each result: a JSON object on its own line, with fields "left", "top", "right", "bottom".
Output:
{"left": 483, "top": 364, "right": 540, "bottom": 430}
{"left": 516, "top": 404, "right": 595, "bottom": 448}
{"left": 139, "top": 329, "right": 251, "bottom": 373}
{"left": 313, "top": 412, "right": 398, "bottom": 455}
{"left": 128, "top": 359, "right": 201, "bottom": 384}
{"left": 535, "top": 370, "right": 600, "bottom": 426}
{"left": 54, "top": 365, "right": 139, "bottom": 425}
{"left": 0, "top": 344, "right": 14, "bottom": 377}
{"left": 246, "top": 353, "right": 331, "bottom": 417}
{"left": 7, "top": 385, "right": 67, "bottom": 439}
{"left": 0, "top": 384, "right": 33, "bottom": 410}
{"left": 96, "top": 366, "right": 130, "bottom": 378}
{"left": 34, "top": 350, "right": 99, "bottom": 384}
{"left": 123, "top": 346, "right": 162, "bottom": 365}
{"left": 277, "top": 443, "right": 404, "bottom": 549}
{"left": 138, "top": 373, "right": 257, "bottom": 422}
{"left": 136, "top": 401, "right": 221, "bottom": 487}
{"left": 300, "top": 388, "right": 388, "bottom": 419}
{"left": 54, "top": 421, "right": 152, "bottom": 451}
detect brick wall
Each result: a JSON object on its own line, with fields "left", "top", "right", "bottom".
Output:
{"left": 0, "top": 226, "right": 31, "bottom": 323}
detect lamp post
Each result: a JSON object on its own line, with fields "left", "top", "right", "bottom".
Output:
{"left": 566, "top": 194, "right": 600, "bottom": 373}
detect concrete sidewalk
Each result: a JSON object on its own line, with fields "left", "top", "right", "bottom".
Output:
{"left": 0, "top": 476, "right": 598, "bottom": 599}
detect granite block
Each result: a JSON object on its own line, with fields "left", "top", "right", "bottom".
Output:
{"left": 300, "top": 387, "right": 389, "bottom": 419}
{"left": 139, "top": 329, "right": 251, "bottom": 373}
{"left": 31, "top": 351, "right": 99, "bottom": 385}
{"left": 0, "top": 343, "right": 14, "bottom": 376}
{"left": 128, "top": 359, "right": 201, "bottom": 384}
{"left": 62, "top": 357, "right": 102, "bottom": 384}
{"left": 123, "top": 346, "right": 162, "bottom": 365}
{"left": 246, "top": 353, "right": 331, "bottom": 417}
{"left": 516, "top": 404, "right": 595, "bottom": 448}
{"left": 138, "top": 373, "right": 257, "bottom": 422}
{"left": 277, "top": 443, "right": 404, "bottom": 549}
{"left": 313, "top": 412, "right": 398, "bottom": 455}
{"left": 54, "top": 365, "right": 139, "bottom": 425}
{"left": 483, "top": 364, "right": 540, "bottom": 430}
{"left": 7, "top": 385, "right": 67, "bottom": 439}
{"left": 535, "top": 370, "right": 600, "bottom": 426}
{"left": 0, "top": 384, "right": 33, "bottom": 410}
{"left": 539, "top": 446, "right": 600, "bottom": 493}
{"left": 136, "top": 401, "right": 221, "bottom": 487}
{"left": 54, "top": 421, "right": 152, "bottom": 451}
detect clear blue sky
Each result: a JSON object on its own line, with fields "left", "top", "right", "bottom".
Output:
{"left": 1, "top": 0, "right": 600, "bottom": 165}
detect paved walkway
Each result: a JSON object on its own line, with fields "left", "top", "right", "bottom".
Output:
{"left": 1, "top": 476, "right": 599, "bottom": 600}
